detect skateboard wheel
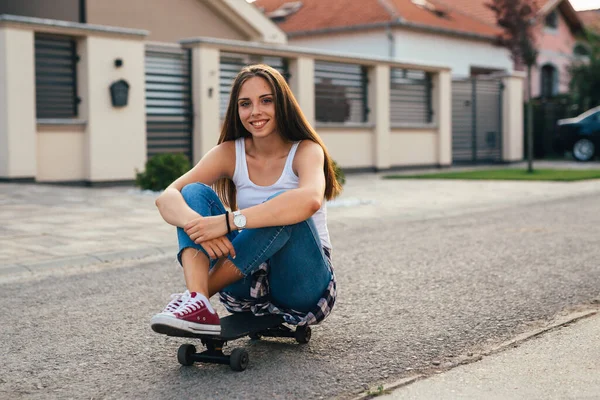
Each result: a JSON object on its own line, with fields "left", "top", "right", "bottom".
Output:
{"left": 249, "top": 332, "right": 261, "bottom": 340}
{"left": 294, "top": 326, "right": 311, "bottom": 344}
{"left": 229, "top": 348, "right": 249, "bottom": 371}
{"left": 177, "top": 344, "right": 196, "bottom": 366}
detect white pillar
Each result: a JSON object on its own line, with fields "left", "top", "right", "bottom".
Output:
{"left": 191, "top": 45, "right": 221, "bottom": 163}
{"left": 433, "top": 70, "right": 452, "bottom": 167}
{"left": 83, "top": 35, "right": 146, "bottom": 182}
{"left": 369, "top": 64, "right": 391, "bottom": 170}
{"left": 288, "top": 57, "right": 315, "bottom": 127}
{"left": 0, "top": 27, "right": 36, "bottom": 179}
{"left": 502, "top": 73, "right": 525, "bottom": 162}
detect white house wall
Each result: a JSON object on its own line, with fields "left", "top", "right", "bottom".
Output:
{"left": 291, "top": 30, "right": 393, "bottom": 61}
{"left": 393, "top": 29, "right": 513, "bottom": 77}
{"left": 290, "top": 28, "right": 513, "bottom": 77}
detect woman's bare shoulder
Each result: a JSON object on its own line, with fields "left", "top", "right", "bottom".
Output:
{"left": 207, "top": 140, "right": 236, "bottom": 176}
{"left": 293, "top": 140, "right": 325, "bottom": 175}
{"left": 296, "top": 139, "right": 323, "bottom": 154}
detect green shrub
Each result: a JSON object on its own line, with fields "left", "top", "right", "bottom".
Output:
{"left": 135, "top": 153, "right": 190, "bottom": 191}
{"left": 333, "top": 160, "right": 346, "bottom": 186}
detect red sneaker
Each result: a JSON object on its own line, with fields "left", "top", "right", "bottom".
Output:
{"left": 151, "top": 292, "right": 221, "bottom": 336}
{"left": 160, "top": 290, "right": 190, "bottom": 315}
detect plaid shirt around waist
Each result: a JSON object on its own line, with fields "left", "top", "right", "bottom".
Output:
{"left": 219, "top": 247, "right": 336, "bottom": 326}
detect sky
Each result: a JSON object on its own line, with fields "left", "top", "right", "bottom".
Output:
{"left": 570, "top": 0, "right": 600, "bottom": 11}
{"left": 246, "top": 0, "right": 600, "bottom": 11}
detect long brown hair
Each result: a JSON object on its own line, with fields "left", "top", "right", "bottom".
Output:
{"left": 214, "top": 64, "right": 342, "bottom": 210}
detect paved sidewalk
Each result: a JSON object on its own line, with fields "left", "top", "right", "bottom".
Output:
{"left": 0, "top": 185, "right": 176, "bottom": 276}
{"left": 1, "top": 160, "right": 600, "bottom": 278}
{"left": 379, "top": 311, "right": 600, "bottom": 400}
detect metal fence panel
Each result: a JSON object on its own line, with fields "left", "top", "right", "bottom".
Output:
{"left": 390, "top": 68, "right": 432, "bottom": 125}
{"left": 452, "top": 78, "right": 502, "bottom": 163}
{"left": 145, "top": 47, "right": 193, "bottom": 161}
{"left": 452, "top": 80, "right": 475, "bottom": 162}
{"left": 314, "top": 61, "right": 368, "bottom": 124}
{"left": 219, "top": 53, "right": 289, "bottom": 118}
{"left": 35, "top": 34, "right": 78, "bottom": 119}
{"left": 475, "top": 80, "right": 502, "bottom": 161}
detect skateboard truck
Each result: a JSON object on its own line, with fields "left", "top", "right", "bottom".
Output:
{"left": 177, "top": 340, "right": 250, "bottom": 371}
{"left": 162, "top": 313, "right": 312, "bottom": 371}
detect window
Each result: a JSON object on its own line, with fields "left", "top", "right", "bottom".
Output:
{"left": 545, "top": 10, "right": 558, "bottom": 29}
{"left": 390, "top": 68, "right": 433, "bottom": 125}
{"left": 540, "top": 64, "right": 558, "bottom": 98}
{"left": 314, "top": 61, "right": 368, "bottom": 123}
{"left": 574, "top": 43, "right": 590, "bottom": 57}
{"left": 411, "top": 0, "right": 448, "bottom": 18}
{"left": 266, "top": 1, "right": 302, "bottom": 22}
{"left": 35, "top": 33, "right": 79, "bottom": 118}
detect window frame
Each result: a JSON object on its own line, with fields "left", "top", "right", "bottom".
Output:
{"left": 34, "top": 33, "right": 80, "bottom": 119}
{"left": 314, "top": 61, "right": 369, "bottom": 125}
{"left": 540, "top": 64, "right": 558, "bottom": 98}
{"left": 544, "top": 10, "right": 558, "bottom": 30}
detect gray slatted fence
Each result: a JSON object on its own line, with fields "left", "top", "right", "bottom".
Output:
{"left": 390, "top": 68, "right": 433, "bottom": 125}
{"left": 452, "top": 77, "right": 503, "bottom": 163}
{"left": 314, "top": 61, "right": 368, "bottom": 124}
{"left": 219, "top": 53, "right": 289, "bottom": 118}
{"left": 35, "top": 34, "right": 79, "bottom": 118}
{"left": 145, "top": 46, "right": 193, "bottom": 161}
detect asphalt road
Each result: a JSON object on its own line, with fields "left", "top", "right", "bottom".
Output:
{"left": 2, "top": 179, "right": 600, "bottom": 400}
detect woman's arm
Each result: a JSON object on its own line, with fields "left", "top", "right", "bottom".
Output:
{"left": 155, "top": 142, "right": 235, "bottom": 228}
{"left": 237, "top": 140, "right": 325, "bottom": 229}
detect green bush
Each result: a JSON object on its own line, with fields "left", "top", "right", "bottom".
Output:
{"left": 333, "top": 160, "right": 346, "bottom": 186}
{"left": 135, "top": 153, "right": 190, "bottom": 191}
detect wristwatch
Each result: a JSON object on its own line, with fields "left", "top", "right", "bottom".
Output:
{"left": 233, "top": 210, "right": 247, "bottom": 230}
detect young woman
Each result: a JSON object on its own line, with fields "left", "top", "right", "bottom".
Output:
{"left": 150, "top": 64, "right": 342, "bottom": 336}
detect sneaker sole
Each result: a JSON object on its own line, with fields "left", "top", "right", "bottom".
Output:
{"left": 150, "top": 314, "right": 221, "bottom": 336}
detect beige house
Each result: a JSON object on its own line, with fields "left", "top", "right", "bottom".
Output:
{"left": 0, "top": 0, "right": 284, "bottom": 184}
{"left": 0, "top": 0, "right": 286, "bottom": 44}
{"left": 0, "top": 0, "right": 523, "bottom": 185}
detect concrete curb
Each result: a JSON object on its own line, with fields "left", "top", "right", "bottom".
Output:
{"left": 350, "top": 309, "right": 599, "bottom": 400}
{"left": 0, "top": 245, "right": 178, "bottom": 277}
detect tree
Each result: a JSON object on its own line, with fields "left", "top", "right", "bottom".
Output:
{"left": 487, "top": 0, "right": 539, "bottom": 172}
{"left": 569, "top": 30, "right": 600, "bottom": 113}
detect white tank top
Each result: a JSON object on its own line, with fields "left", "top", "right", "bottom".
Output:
{"left": 232, "top": 138, "right": 331, "bottom": 249}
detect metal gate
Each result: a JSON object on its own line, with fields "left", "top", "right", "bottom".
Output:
{"left": 145, "top": 46, "right": 193, "bottom": 161}
{"left": 452, "top": 77, "right": 503, "bottom": 163}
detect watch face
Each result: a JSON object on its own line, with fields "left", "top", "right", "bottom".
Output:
{"left": 234, "top": 214, "right": 246, "bottom": 228}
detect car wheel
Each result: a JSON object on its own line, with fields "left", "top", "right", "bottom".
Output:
{"left": 572, "top": 138, "right": 596, "bottom": 162}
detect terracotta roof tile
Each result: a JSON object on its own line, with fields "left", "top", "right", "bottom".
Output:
{"left": 431, "top": 0, "right": 498, "bottom": 26}
{"left": 389, "top": 0, "right": 501, "bottom": 36}
{"left": 434, "top": 0, "right": 558, "bottom": 27}
{"left": 253, "top": 0, "right": 502, "bottom": 38}
{"left": 578, "top": 9, "right": 600, "bottom": 33}
{"left": 254, "top": 0, "right": 393, "bottom": 33}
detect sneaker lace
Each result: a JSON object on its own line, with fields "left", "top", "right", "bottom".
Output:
{"left": 164, "top": 290, "right": 190, "bottom": 313}
{"left": 177, "top": 298, "right": 205, "bottom": 316}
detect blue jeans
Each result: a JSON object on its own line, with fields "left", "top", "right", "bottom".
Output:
{"left": 177, "top": 183, "right": 332, "bottom": 313}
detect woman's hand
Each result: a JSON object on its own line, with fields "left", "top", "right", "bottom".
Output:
{"left": 184, "top": 215, "right": 229, "bottom": 243}
{"left": 199, "top": 236, "right": 236, "bottom": 260}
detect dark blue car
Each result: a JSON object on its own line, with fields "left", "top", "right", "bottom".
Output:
{"left": 554, "top": 107, "right": 600, "bottom": 161}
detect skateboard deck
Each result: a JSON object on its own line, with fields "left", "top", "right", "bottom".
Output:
{"left": 165, "top": 312, "right": 312, "bottom": 371}
{"left": 155, "top": 312, "right": 284, "bottom": 340}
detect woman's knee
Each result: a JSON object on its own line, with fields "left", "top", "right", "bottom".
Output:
{"left": 181, "top": 183, "right": 219, "bottom": 206}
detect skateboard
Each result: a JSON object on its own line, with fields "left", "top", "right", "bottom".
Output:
{"left": 153, "top": 312, "right": 311, "bottom": 371}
